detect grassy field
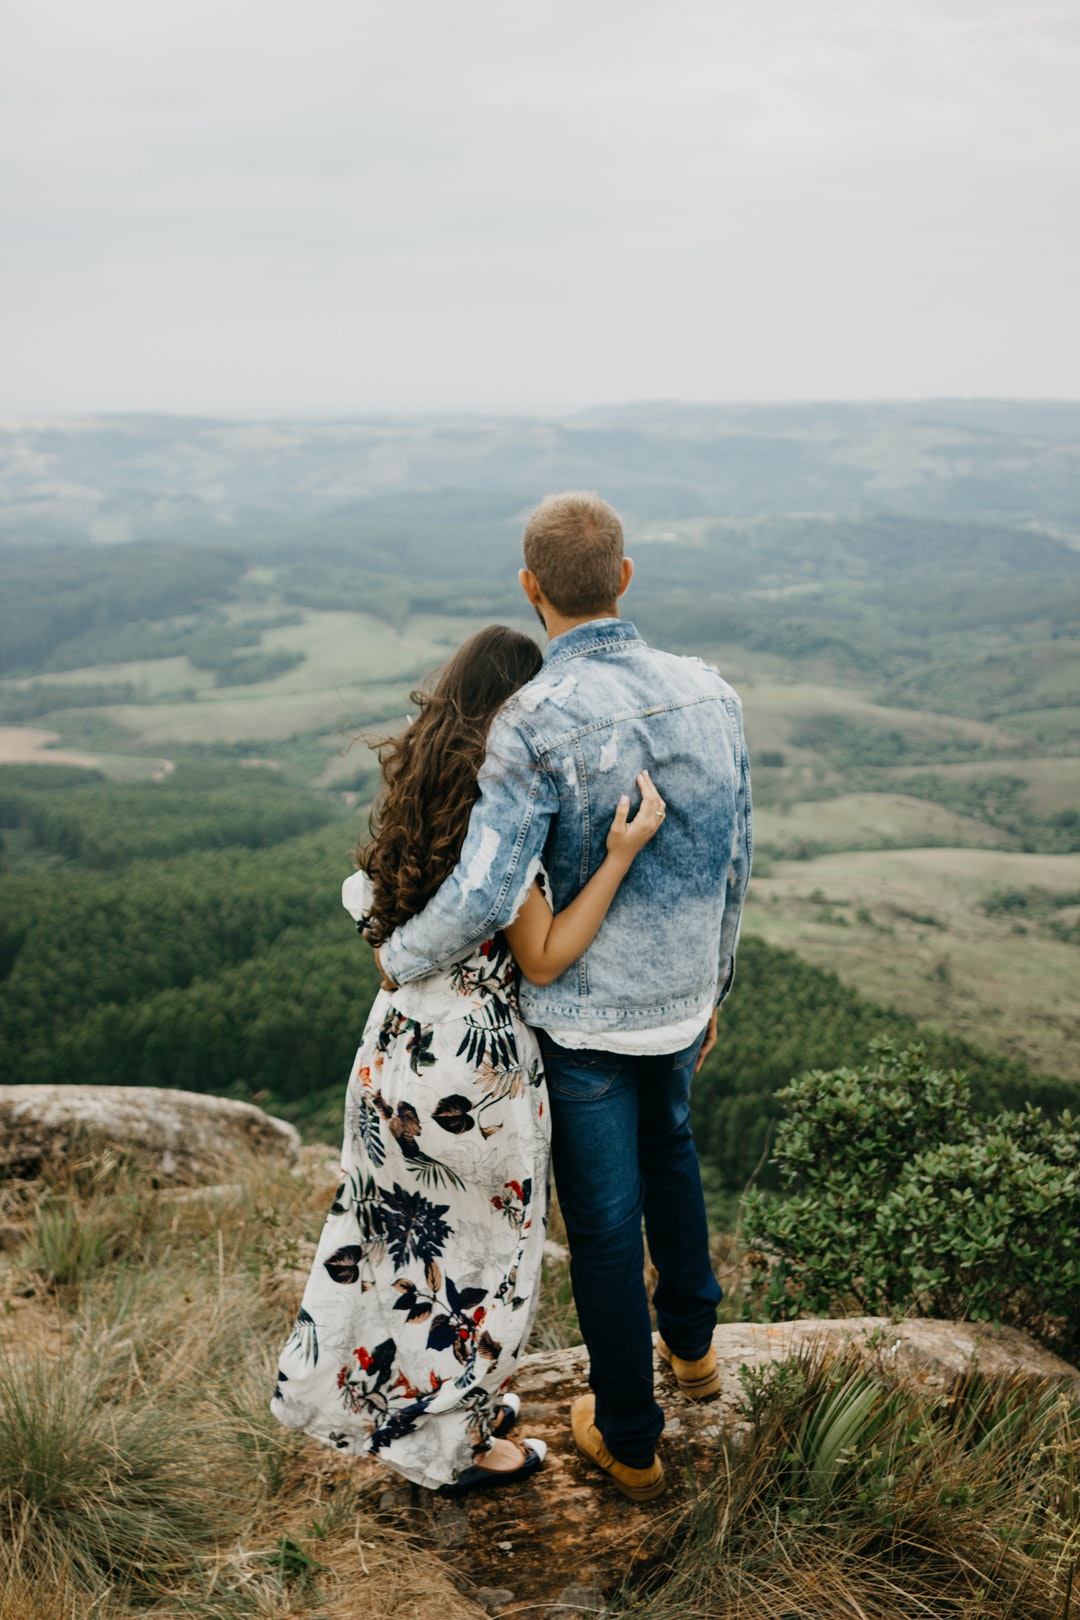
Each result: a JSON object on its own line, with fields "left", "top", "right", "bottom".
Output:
{"left": 0, "top": 1146, "right": 497, "bottom": 1620}
{"left": 0, "top": 607, "right": 539, "bottom": 771}
{"left": 2, "top": 655, "right": 217, "bottom": 698}
{"left": 890, "top": 756, "right": 1080, "bottom": 816}
{"left": 739, "top": 678, "right": 1026, "bottom": 759}
{"left": 743, "top": 847, "right": 1080, "bottom": 1082}
{"left": 753, "top": 791, "right": 1002, "bottom": 854}
{"left": 93, "top": 612, "right": 475, "bottom": 749}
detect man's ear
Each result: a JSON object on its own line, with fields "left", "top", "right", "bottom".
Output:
{"left": 519, "top": 567, "right": 544, "bottom": 608}
{"left": 616, "top": 557, "right": 634, "bottom": 598}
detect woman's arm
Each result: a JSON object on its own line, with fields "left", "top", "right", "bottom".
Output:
{"left": 504, "top": 771, "right": 666, "bottom": 987}
{"left": 378, "top": 706, "right": 560, "bottom": 988}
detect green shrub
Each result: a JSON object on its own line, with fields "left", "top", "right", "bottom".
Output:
{"left": 743, "top": 1040, "right": 1080, "bottom": 1350}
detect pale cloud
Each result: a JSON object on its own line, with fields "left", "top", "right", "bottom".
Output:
{"left": 0, "top": 0, "right": 1076, "bottom": 412}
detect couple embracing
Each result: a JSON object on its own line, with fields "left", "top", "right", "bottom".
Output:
{"left": 271, "top": 492, "right": 753, "bottom": 1501}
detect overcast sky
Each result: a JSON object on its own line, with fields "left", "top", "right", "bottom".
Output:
{"left": 1, "top": 0, "right": 1077, "bottom": 415}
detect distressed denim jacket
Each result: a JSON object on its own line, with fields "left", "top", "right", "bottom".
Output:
{"left": 380, "top": 617, "right": 753, "bottom": 1033}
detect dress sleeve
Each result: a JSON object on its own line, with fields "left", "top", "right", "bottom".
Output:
{"left": 341, "top": 869, "right": 376, "bottom": 926}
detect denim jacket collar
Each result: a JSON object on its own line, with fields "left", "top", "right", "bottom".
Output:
{"left": 542, "top": 616, "right": 644, "bottom": 667}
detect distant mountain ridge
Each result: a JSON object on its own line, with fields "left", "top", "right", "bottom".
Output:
{"left": 2, "top": 401, "right": 1078, "bottom": 548}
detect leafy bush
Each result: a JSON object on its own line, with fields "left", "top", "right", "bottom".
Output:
{"left": 743, "top": 1040, "right": 1080, "bottom": 1350}
{"left": 694, "top": 937, "right": 1073, "bottom": 1190}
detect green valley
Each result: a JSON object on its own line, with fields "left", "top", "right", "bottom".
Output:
{"left": 1, "top": 403, "right": 1078, "bottom": 1182}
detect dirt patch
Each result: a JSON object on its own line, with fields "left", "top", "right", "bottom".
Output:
{"left": 0, "top": 727, "right": 99, "bottom": 769}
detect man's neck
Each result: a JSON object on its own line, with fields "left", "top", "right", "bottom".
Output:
{"left": 543, "top": 606, "right": 620, "bottom": 642}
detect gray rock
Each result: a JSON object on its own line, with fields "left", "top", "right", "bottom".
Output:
{"left": 377, "top": 1481, "right": 415, "bottom": 1512}
{"left": 684, "top": 1317, "right": 1080, "bottom": 1407}
{"left": 474, "top": 1589, "right": 516, "bottom": 1615}
{"left": 0, "top": 1085, "right": 300, "bottom": 1185}
{"left": 552, "top": 1582, "right": 607, "bottom": 1616}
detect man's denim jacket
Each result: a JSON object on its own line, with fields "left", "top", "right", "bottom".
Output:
{"left": 380, "top": 617, "right": 753, "bottom": 1034}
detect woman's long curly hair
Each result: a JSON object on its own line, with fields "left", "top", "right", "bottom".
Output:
{"left": 356, "top": 624, "right": 544, "bottom": 945}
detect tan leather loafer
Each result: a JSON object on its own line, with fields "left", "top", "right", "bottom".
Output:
{"left": 656, "top": 1335, "right": 723, "bottom": 1401}
{"left": 570, "top": 1394, "right": 665, "bottom": 1503}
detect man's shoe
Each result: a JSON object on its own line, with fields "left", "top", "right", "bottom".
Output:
{"left": 656, "top": 1336, "right": 723, "bottom": 1401}
{"left": 570, "top": 1395, "right": 665, "bottom": 1503}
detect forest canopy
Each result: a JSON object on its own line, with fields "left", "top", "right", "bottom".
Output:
{"left": 1, "top": 774, "right": 1070, "bottom": 1190}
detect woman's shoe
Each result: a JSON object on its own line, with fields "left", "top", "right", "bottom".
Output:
{"left": 439, "top": 1438, "right": 547, "bottom": 1497}
{"left": 490, "top": 1392, "right": 521, "bottom": 1436}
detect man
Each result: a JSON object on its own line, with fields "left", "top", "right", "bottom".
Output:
{"left": 378, "top": 491, "right": 752, "bottom": 1501}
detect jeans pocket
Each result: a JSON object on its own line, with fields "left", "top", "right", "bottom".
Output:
{"left": 541, "top": 1043, "right": 626, "bottom": 1100}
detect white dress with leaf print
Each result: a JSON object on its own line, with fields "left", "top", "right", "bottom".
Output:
{"left": 270, "top": 871, "right": 550, "bottom": 1490}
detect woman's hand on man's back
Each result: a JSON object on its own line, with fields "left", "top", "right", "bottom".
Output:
{"left": 605, "top": 770, "right": 666, "bottom": 867}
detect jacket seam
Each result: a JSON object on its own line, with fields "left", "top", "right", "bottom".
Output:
{"left": 534, "top": 691, "right": 723, "bottom": 756}
{"left": 724, "top": 697, "right": 742, "bottom": 772}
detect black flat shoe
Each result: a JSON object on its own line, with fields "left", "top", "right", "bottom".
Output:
{"left": 439, "top": 1438, "right": 547, "bottom": 1497}
{"left": 490, "top": 1393, "right": 521, "bottom": 1436}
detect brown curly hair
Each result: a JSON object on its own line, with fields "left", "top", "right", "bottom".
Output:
{"left": 356, "top": 624, "right": 544, "bottom": 946}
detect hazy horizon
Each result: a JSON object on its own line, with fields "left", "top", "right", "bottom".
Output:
{"left": 3, "top": 394, "right": 1080, "bottom": 427}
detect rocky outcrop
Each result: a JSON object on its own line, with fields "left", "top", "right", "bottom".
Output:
{"left": 0, "top": 1084, "right": 300, "bottom": 1184}
{"left": 296, "top": 1318, "right": 1080, "bottom": 1616}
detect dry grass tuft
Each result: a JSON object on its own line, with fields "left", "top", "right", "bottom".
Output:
{"left": 0, "top": 1540, "right": 122, "bottom": 1620}
{"left": 0, "top": 1149, "right": 487, "bottom": 1620}
{"left": 619, "top": 1347, "right": 1080, "bottom": 1620}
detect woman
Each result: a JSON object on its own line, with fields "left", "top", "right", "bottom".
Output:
{"left": 271, "top": 625, "right": 665, "bottom": 1494}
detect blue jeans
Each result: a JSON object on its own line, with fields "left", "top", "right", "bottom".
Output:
{"left": 539, "top": 1030, "right": 722, "bottom": 1470}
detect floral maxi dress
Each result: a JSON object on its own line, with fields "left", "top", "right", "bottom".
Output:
{"left": 271, "top": 871, "right": 550, "bottom": 1490}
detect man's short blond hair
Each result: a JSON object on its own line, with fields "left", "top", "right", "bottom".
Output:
{"left": 522, "top": 492, "right": 624, "bottom": 617}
